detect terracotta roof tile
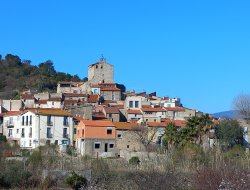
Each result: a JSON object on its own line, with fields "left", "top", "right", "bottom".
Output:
{"left": 27, "top": 108, "right": 71, "bottom": 116}
{"left": 127, "top": 109, "right": 142, "bottom": 114}
{"left": 21, "top": 94, "right": 34, "bottom": 100}
{"left": 141, "top": 108, "right": 166, "bottom": 112}
{"left": 63, "top": 93, "right": 87, "bottom": 97}
{"left": 36, "top": 100, "right": 48, "bottom": 104}
{"left": 79, "top": 120, "right": 115, "bottom": 127}
{"left": 104, "top": 107, "right": 120, "bottom": 114}
{"left": 147, "top": 119, "right": 187, "bottom": 128}
{"left": 101, "top": 87, "right": 120, "bottom": 91}
{"left": 164, "top": 107, "right": 185, "bottom": 111}
{"left": 113, "top": 122, "right": 139, "bottom": 130}
{"left": 4, "top": 111, "right": 23, "bottom": 116}
{"left": 87, "top": 95, "right": 99, "bottom": 103}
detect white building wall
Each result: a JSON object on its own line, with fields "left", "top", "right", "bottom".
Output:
{"left": 3, "top": 115, "right": 21, "bottom": 143}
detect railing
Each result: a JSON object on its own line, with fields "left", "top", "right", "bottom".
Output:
{"left": 47, "top": 134, "right": 53, "bottom": 138}
{"left": 47, "top": 122, "right": 53, "bottom": 126}
{"left": 5, "top": 121, "right": 14, "bottom": 128}
{"left": 63, "top": 134, "right": 69, "bottom": 139}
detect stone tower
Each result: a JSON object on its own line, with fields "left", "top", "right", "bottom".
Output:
{"left": 88, "top": 57, "right": 114, "bottom": 84}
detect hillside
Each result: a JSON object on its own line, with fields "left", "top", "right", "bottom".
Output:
{"left": 0, "top": 54, "right": 87, "bottom": 99}
{"left": 212, "top": 110, "right": 243, "bottom": 119}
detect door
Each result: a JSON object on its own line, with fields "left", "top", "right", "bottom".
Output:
{"left": 104, "top": 143, "right": 108, "bottom": 152}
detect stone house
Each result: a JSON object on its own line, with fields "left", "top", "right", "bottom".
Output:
{"left": 126, "top": 109, "right": 143, "bottom": 122}
{"left": 103, "top": 107, "right": 120, "bottom": 122}
{"left": 57, "top": 82, "right": 84, "bottom": 93}
{"left": 113, "top": 122, "right": 142, "bottom": 153}
{"left": 141, "top": 107, "right": 167, "bottom": 122}
{"left": 75, "top": 120, "right": 117, "bottom": 157}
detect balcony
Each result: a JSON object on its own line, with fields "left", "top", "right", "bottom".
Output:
{"left": 5, "top": 121, "right": 14, "bottom": 128}
{"left": 47, "top": 122, "right": 53, "bottom": 126}
{"left": 63, "top": 134, "right": 69, "bottom": 139}
{"left": 63, "top": 122, "right": 69, "bottom": 126}
{"left": 47, "top": 134, "right": 53, "bottom": 138}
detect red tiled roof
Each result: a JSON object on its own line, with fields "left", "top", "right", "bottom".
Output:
{"left": 27, "top": 108, "right": 71, "bottom": 116}
{"left": 141, "top": 108, "right": 166, "bottom": 112}
{"left": 4, "top": 111, "right": 24, "bottom": 116}
{"left": 87, "top": 95, "right": 99, "bottom": 103}
{"left": 101, "top": 87, "right": 120, "bottom": 91}
{"left": 127, "top": 109, "right": 142, "bottom": 114}
{"left": 104, "top": 107, "right": 120, "bottom": 114}
{"left": 79, "top": 120, "right": 115, "bottom": 127}
{"left": 92, "top": 112, "right": 106, "bottom": 120}
{"left": 48, "top": 98, "right": 61, "bottom": 101}
{"left": 36, "top": 100, "right": 48, "bottom": 104}
{"left": 64, "top": 100, "right": 79, "bottom": 104}
{"left": 63, "top": 93, "right": 87, "bottom": 97}
{"left": 147, "top": 119, "right": 187, "bottom": 128}
{"left": 164, "top": 107, "right": 185, "bottom": 111}
{"left": 113, "top": 122, "right": 139, "bottom": 130}
{"left": 21, "top": 94, "right": 34, "bottom": 100}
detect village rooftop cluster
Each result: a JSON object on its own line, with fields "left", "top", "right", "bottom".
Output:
{"left": 0, "top": 58, "right": 210, "bottom": 157}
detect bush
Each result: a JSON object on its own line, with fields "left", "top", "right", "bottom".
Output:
{"left": 64, "top": 171, "right": 87, "bottom": 190}
{"left": 129, "top": 156, "right": 140, "bottom": 165}
{"left": 0, "top": 160, "right": 31, "bottom": 188}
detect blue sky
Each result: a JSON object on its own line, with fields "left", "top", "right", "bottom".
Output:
{"left": 0, "top": 0, "right": 250, "bottom": 113}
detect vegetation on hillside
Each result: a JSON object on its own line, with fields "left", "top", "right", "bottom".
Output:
{"left": 0, "top": 54, "right": 87, "bottom": 99}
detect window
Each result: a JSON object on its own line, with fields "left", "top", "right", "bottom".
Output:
{"left": 168, "top": 104, "right": 171, "bottom": 107}
{"left": 109, "top": 144, "right": 114, "bottom": 148}
{"left": 29, "top": 127, "right": 32, "bottom": 138}
{"left": 9, "top": 117, "right": 13, "bottom": 125}
{"left": 129, "top": 101, "right": 133, "bottom": 108}
{"left": 107, "top": 127, "right": 112, "bottom": 134}
{"left": 29, "top": 140, "right": 32, "bottom": 147}
{"left": 96, "top": 65, "right": 98, "bottom": 69}
{"left": 112, "top": 94, "right": 115, "bottom": 100}
{"left": 26, "top": 116, "right": 28, "bottom": 126}
{"left": 47, "top": 128, "right": 52, "bottom": 138}
{"left": 52, "top": 102, "right": 54, "bottom": 105}
{"left": 74, "top": 128, "right": 77, "bottom": 134}
{"left": 82, "top": 129, "right": 84, "bottom": 136}
{"left": 62, "top": 140, "right": 68, "bottom": 145}
{"left": 63, "top": 128, "right": 68, "bottom": 138}
{"left": 135, "top": 101, "right": 139, "bottom": 108}
{"left": 17, "top": 129, "right": 19, "bottom": 134}
{"left": 118, "top": 134, "right": 122, "bottom": 138}
{"left": 63, "top": 116, "right": 69, "bottom": 126}
{"left": 54, "top": 140, "right": 58, "bottom": 145}
{"left": 21, "top": 128, "right": 25, "bottom": 138}
{"left": 47, "top": 115, "right": 53, "bottom": 126}
{"left": 108, "top": 113, "right": 112, "bottom": 118}
{"left": 94, "top": 142, "right": 100, "bottom": 149}
{"left": 8, "top": 129, "right": 12, "bottom": 137}
{"left": 30, "top": 115, "right": 32, "bottom": 125}
{"left": 22, "top": 116, "right": 24, "bottom": 125}
{"left": 127, "top": 145, "right": 130, "bottom": 149}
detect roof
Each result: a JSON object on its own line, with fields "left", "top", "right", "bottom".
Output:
{"left": 78, "top": 120, "right": 115, "bottom": 127}
{"left": 4, "top": 111, "right": 23, "bottom": 116}
{"left": 164, "top": 107, "right": 185, "bottom": 111}
{"left": 48, "top": 98, "right": 61, "bottom": 101}
{"left": 87, "top": 95, "right": 99, "bottom": 103}
{"left": 113, "top": 122, "right": 139, "bottom": 130}
{"left": 92, "top": 112, "right": 106, "bottom": 120}
{"left": 27, "top": 108, "right": 71, "bottom": 117}
{"left": 127, "top": 109, "right": 142, "bottom": 114}
{"left": 21, "top": 94, "right": 34, "bottom": 100}
{"left": 63, "top": 93, "right": 87, "bottom": 97}
{"left": 36, "top": 100, "right": 48, "bottom": 104}
{"left": 147, "top": 119, "right": 187, "bottom": 128}
{"left": 101, "top": 87, "right": 120, "bottom": 91}
{"left": 104, "top": 107, "right": 120, "bottom": 114}
{"left": 141, "top": 107, "right": 166, "bottom": 112}
{"left": 64, "top": 100, "right": 79, "bottom": 104}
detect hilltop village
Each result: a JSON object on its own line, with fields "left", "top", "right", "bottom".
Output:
{"left": 0, "top": 57, "right": 212, "bottom": 158}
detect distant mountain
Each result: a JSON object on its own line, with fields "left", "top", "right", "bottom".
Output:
{"left": 212, "top": 110, "right": 243, "bottom": 119}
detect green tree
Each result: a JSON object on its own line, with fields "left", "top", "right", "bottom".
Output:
{"left": 64, "top": 171, "right": 87, "bottom": 190}
{"left": 216, "top": 119, "right": 243, "bottom": 148}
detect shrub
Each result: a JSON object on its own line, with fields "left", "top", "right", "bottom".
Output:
{"left": 129, "top": 156, "right": 140, "bottom": 165}
{"left": 64, "top": 171, "right": 87, "bottom": 190}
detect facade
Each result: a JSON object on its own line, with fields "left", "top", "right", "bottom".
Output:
{"left": 3, "top": 111, "right": 23, "bottom": 145}
{"left": 3, "top": 109, "right": 74, "bottom": 149}
{"left": 126, "top": 109, "right": 143, "bottom": 122}
{"left": 114, "top": 122, "right": 142, "bottom": 153}
{"left": 57, "top": 82, "right": 84, "bottom": 93}
{"left": 124, "top": 96, "right": 150, "bottom": 109}
{"left": 141, "top": 107, "right": 167, "bottom": 122}
{"left": 75, "top": 120, "right": 117, "bottom": 157}
{"left": 103, "top": 107, "right": 120, "bottom": 122}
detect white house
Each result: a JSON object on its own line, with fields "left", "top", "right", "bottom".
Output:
{"left": 20, "top": 109, "right": 74, "bottom": 149}
{"left": 3, "top": 111, "right": 23, "bottom": 145}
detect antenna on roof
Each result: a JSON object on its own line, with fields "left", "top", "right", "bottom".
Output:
{"left": 100, "top": 54, "right": 104, "bottom": 62}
